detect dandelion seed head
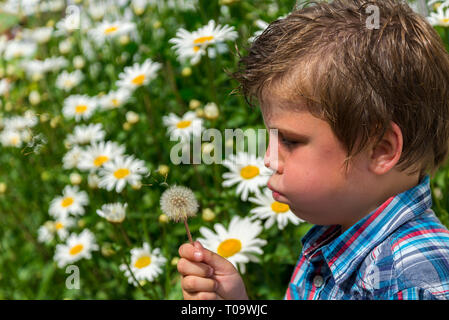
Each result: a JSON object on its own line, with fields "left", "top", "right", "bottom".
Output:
{"left": 160, "top": 185, "right": 198, "bottom": 222}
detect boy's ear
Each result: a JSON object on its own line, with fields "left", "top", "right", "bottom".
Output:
{"left": 368, "top": 121, "right": 403, "bottom": 175}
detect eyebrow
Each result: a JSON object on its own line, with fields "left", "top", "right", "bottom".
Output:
{"left": 270, "top": 127, "right": 309, "bottom": 140}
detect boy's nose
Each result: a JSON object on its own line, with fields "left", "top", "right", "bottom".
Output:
{"left": 264, "top": 138, "right": 283, "bottom": 174}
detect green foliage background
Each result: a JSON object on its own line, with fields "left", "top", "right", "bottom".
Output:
{"left": 0, "top": 0, "right": 448, "bottom": 300}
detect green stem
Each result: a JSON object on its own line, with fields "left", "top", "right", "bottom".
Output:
{"left": 204, "top": 52, "right": 218, "bottom": 104}
{"left": 164, "top": 61, "right": 186, "bottom": 110}
{"left": 121, "top": 256, "right": 155, "bottom": 299}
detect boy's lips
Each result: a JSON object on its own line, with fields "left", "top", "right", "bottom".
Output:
{"left": 267, "top": 183, "right": 285, "bottom": 200}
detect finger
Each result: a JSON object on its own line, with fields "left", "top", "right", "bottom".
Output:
{"left": 181, "top": 275, "right": 217, "bottom": 293}
{"left": 179, "top": 242, "right": 203, "bottom": 262}
{"left": 177, "top": 258, "right": 214, "bottom": 277}
{"left": 193, "top": 241, "right": 237, "bottom": 275}
{"left": 183, "top": 290, "right": 222, "bottom": 300}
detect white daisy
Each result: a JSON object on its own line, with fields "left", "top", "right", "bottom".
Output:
{"left": 66, "top": 123, "right": 106, "bottom": 146}
{"left": 0, "top": 129, "right": 23, "bottom": 148}
{"left": 197, "top": 216, "right": 267, "bottom": 273}
{"left": 99, "top": 88, "right": 131, "bottom": 110}
{"left": 3, "top": 40, "right": 36, "bottom": 60}
{"left": 55, "top": 70, "right": 84, "bottom": 92}
{"left": 53, "top": 215, "right": 76, "bottom": 240}
{"left": 55, "top": 11, "right": 91, "bottom": 36}
{"left": 169, "top": 20, "right": 238, "bottom": 65}
{"left": 221, "top": 152, "right": 273, "bottom": 201}
{"left": 62, "top": 94, "right": 98, "bottom": 122}
{"left": 22, "top": 57, "right": 68, "bottom": 78}
{"left": 37, "top": 221, "right": 56, "bottom": 244}
{"left": 54, "top": 229, "right": 99, "bottom": 268}
{"left": 3, "top": 111, "right": 38, "bottom": 132}
{"left": 29, "top": 26, "right": 53, "bottom": 44}
{"left": 49, "top": 185, "right": 89, "bottom": 219}
{"left": 131, "top": 0, "right": 149, "bottom": 14}
{"left": 87, "top": 1, "right": 107, "bottom": 20}
{"left": 77, "top": 140, "right": 126, "bottom": 172}
{"left": 88, "top": 20, "right": 136, "bottom": 44}
{"left": 162, "top": 111, "right": 203, "bottom": 142}
{"left": 248, "top": 187, "right": 303, "bottom": 230}
{"left": 428, "top": 0, "right": 449, "bottom": 12}
{"left": 0, "top": 78, "right": 11, "bottom": 96}
{"left": 98, "top": 155, "right": 149, "bottom": 192}
{"left": 97, "top": 202, "right": 128, "bottom": 223}
{"left": 119, "top": 242, "right": 167, "bottom": 286}
{"left": 248, "top": 19, "right": 269, "bottom": 43}
{"left": 116, "top": 59, "right": 161, "bottom": 91}
{"left": 42, "top": 56, "right": 69, "bottom": 72}
{"left": 428, "top": 3, "right": 449, "bottom": 26}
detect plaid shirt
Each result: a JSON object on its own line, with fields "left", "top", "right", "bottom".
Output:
{"left": 285, "top": 175, "right": 449, "bottom": 300}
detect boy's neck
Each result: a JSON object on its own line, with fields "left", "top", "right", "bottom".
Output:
{"left": 340, "top": 171, "right": 421, "bottom": 234}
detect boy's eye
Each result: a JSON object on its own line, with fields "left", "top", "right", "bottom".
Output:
{"left": 280, "top": 136, "right": 299, "bottom": 147}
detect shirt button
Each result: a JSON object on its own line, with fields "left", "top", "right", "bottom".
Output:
{"left": 313, "top": 275, "right": 324, "bottom": 288}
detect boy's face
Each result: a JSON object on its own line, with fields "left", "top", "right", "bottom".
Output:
{"left": 261, "top": 91, "right": 375, "bottom": 228}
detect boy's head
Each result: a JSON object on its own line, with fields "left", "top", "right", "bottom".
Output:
{"left": 233, "top": 0, "right": 449, "bottom": 229}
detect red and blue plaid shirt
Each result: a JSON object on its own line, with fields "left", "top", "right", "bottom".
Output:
{"left": 285, "top": 175, "right": 449, "bottom": 300}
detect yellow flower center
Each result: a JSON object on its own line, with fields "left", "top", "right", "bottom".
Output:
{"left": 217, "top": 238, "right": 242, "bottom": 258}
{"left": 55, "top": 222, "right": 64, "bottom": 230}
{"left": 114, "top": 168, "right": 130, "bottom": 179}
{"left": 64, "top": 80, "right": 73, "bottom": 87}
{"left": 240, "top": 165, "right": 260, "bottom": 179}
{"left": 75, "top": 104, "right": 88, "bottom": 114}
{"left": 104, "top": 26, "right": 118, "bottom": 34}
{"left": 131, "top": 74, "right": 145, "bottom": 85}
{"left": 111, "top": 98, "right": 120, "bottom": 106}
{"left": 441, "top": 18, "right": 449, "bottom": 24}
{"left": 93, "top": 155, "right": 109, "bottom": 167}
{"left": 61, "top": 197, "right": 74, "bottom": 208}
{"left": 193, "top": 35, "right": 214, "bottom": 45}
{"left": 69, "top": 244, "right": 84, "bottom": 255}
{"left": 176, "top": 120, "right": 192, "bottom": 129}
{"left": 271, "top": 201, "right": 290, "bottom": 214}
{"left": 11, "top": 136, "right": 19, "bottom": 145}
{"left": 134, "top": 256, "right": 151, "bottom": 269}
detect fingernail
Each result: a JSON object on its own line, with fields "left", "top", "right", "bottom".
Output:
{"left": 193, "top": 250, "right": 202, "bottom": 260}
{"left": 194, "top": 241, "right": 203, "bottom": 249}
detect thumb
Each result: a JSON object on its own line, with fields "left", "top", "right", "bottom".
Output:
{"left": 193, "top": 241, "right": 237, "bottom": 275}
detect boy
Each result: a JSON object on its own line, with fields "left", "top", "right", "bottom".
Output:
{"left": 177, "top": 0, "right": 449, "bottom": 299}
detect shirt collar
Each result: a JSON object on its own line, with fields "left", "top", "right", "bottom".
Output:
{"left": 300, "top": 175, "right": 433, "bottom": 285}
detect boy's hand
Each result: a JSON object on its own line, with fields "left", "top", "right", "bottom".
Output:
{"left": 177, "top": 241, "right": 249, "bottom": 300}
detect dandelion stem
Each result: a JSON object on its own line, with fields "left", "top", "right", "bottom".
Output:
{"left": 183, "top": 216, "right": 193, "bottom": 244}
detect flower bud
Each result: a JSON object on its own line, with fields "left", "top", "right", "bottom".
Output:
{"left": 158, "top": 213, "right": 169, "bottom": 223}
{"left": 70, "top": 172, "right": 82, "bottom": 185}
{"left": 189, "top": 99, "right": 201, "bottom": 110}
{"left": 181, "top": 67, "right": 192, "bottom": 77}
{"left": 126, "top": 111, "right": 139, "bottom": 124}
{"left": 29, "top": 90, "right": 41, "bottom": 105}
{"left": 157, "top": 164, "right": 169, "bottom": 176}
{"left": 202, "top": 208, "right": 216, "bottom": 222}
{"left": 204, "top": 102, "right": 219, "bottom": 120}
{"left": 0, "top": 182, "right": 7, "bottom": 194}
{"left": 73, "top": 56, "right": 85, "bottom": 69}
{"left": 171, "top": 257, "right": 180, "bottom": 266}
